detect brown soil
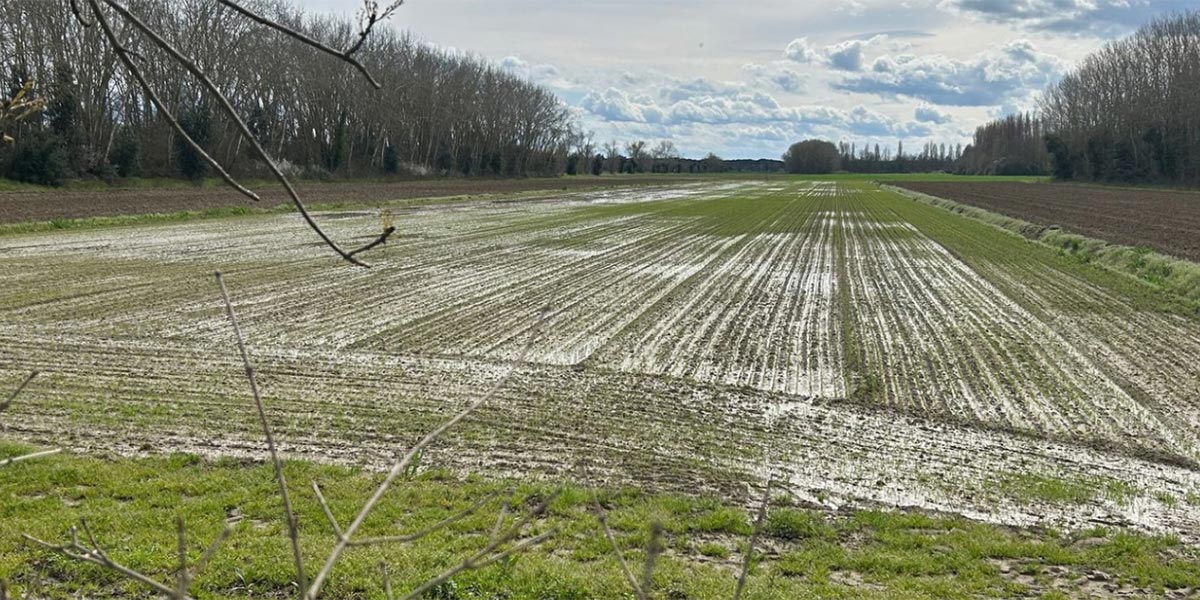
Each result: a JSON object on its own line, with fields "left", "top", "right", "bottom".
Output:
{"left": 0, "top": 176, "right": 684, "bottom": 225}
{"left": 884, "top": 181, "right": 1200, "bottom": 262}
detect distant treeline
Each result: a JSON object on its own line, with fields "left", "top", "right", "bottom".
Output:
{"left": 0, "top": 0, "right": 576, "bottom": 186}
{"left": 956, "top": 113, "right": 1048, "bottom": 176}
{"left": 960, "top": 11, "right": 1200, "bottom": 184}
{"left": 562, "top": 139, "right": 783, "bottom": 175}
{"left": 781, "top": 139, "right": 959, "bottom": 174}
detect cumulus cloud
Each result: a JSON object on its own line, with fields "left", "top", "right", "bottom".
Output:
{"left": 742, "top": 63, "right": 806, "bottom": 93}
{"left": 783, "top": 37, "right": 821, "bottom": 63}
{"left": 836, "top": 39, "right": 1066, "bottom": 106}
{"left": 914, "top": 104, "right": 952, "bottom": 124}
{"left": 784, "top": 35, "right": 887, "bottom": 72}
{"left": 581, "top": 88, "right": 662, "bottom": 123}
{"left": 938, "top": 0, "right": 1194, "bottom": 35}
{"left": 578, "top": 76, "right": 930, "bottom": 143}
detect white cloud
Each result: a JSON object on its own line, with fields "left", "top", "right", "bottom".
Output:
{"left": 783, "top": 37, "right": 821, "bottom": 63}
{"left": 837, "top": 39, "right": 1066, "bottom": 106}
{"left": 742, "top": 63, "right": 806, "bottom": 93}
{"left": 915, "top": 104, "right": 953, "bottom": 124}
{"left": 784, "top": 35, "right": 887, "bottom": 72}
{"left": 581, "top": 88, "right": 662, "bottom": 123}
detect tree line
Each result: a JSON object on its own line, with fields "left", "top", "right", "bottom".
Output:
{"left": 960, "top": 11, "right": 1200, "bottom": 184}
{"left": 0, "top": 0, "right": 576, "bottom": 186}
{"left": 781, "top": 139, "right": 960, "bottom": 174}
{"left": 955, "top": 113, "right": 1048, "bottom": 176}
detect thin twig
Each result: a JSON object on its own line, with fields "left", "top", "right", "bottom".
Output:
{"left": 99, "top": 0, "right": 382, "bottom": 266}
{"left": 346, "top": 1, "right": 405, "bottom": 56}
{"left": 640, "top": 522, "right": 664, "bottom": 595}
{"left": 215, "top": 272, "right": 307, "bottom": 595}
{"left": 488, "top": 499, "right": 511, "bottom": 545}
{"left": 347, "top": 226, "right": 396, "bottom": 259}
{"left": 174, "top": 517, "right": 188, "bottom": 600}
{"left": 0, "top": 371, "right": 37, "bottom": 414}
{"left": 84, "top": 0, "right": 261, "bottom": 202}
{"left": 593, "top": 493, "right": 644, "bottom": 600}
{"left": 305, "top": 304, "right": 553, "bottom": 599}
{"left": 380, "top": 563, "right": 394, "bottom": 600}
{"left": 0, "top": 448, "right": 62, "bottom": 467}
{"left": 190, "top": 525, "right": 234, "bottom": 581}
{"left": 23, "top": 530, "right": 188, "bottom": 599}
{"left": 348, "top": 491, "right": 501, "bottom": 547}
{"left": 394, "top": 491, "right": 560, "bottom": 600}
{"left": 311, "top": 482, "right": 343, "bottom": 540}
{"left": 215, "top": 0, "right": 382, "bottom": 88}
{"left": 734, "top": 478, "right": 773, "bottom": 600}
{"left": 398, "top": 530, "right": 555, "bottom": 600}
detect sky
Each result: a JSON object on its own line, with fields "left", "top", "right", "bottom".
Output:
{"left": 293, "top": 0, "right": 1194, "bottom": 159}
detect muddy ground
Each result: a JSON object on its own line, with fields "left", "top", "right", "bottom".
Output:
{"left": 5, "top": 180, "right": 1200, "bottom": 544}
{"left": 0, "top": 175, "right": 686, "bottom": 224}
{"left": 885, "top": 181, "right": 1200, "bottom": 262}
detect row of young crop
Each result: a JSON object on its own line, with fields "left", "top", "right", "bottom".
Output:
{"left": 837, "top": 185, "right": 1184, "bottom": 459}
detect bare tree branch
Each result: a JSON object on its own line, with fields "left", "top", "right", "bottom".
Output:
{"left": 190, "top": 525, "right": 234, "bottom": 581}
{"left": 311, "top": 482, "right": 343, "bottom": 540}
{"left": 347, "top": 1, "right": 405, "bottom": 57}
{"left": 393, "top": 491, "right": 560, "bottom": 600}
{"left": 304, "top": 301, "right": 554, "bottom": 599}
{"left": 734, "top": 478, "right": 773, "bottom": 600}
{"left": 84, "top": 0, "right": 262, "bottom": 203}
{"left": 0, "top": 448, "right": 62, "bottom": 469}
{"left": 23, "top": 524, "right": 188, "bottom": 599}
{"left": 215, "top": 271, "right": 307, "bottom": 595}
{"left": 348, "top": 226, "right": 396, "bottom": 259}
{"left": 395, "top": 530, "right": 556, "bottom": 600}
{"left": 593, "top": 493, "right": 645, "bottom": 600}
{"left": 347, "top": 490, "right": 502, "bottom": 547}
{"left": 639, "top": 521, "right": 664, "bottom": 595}
{"left": 96, "top": 0, "right": 391, "bottom": 266}
{"left": 174, "top": 517, "right": 188, "bottom": 600}
{"left": 0, "top": 372, "right": 37, "bottom": 414}
{"left": 380, "top": 563, "right": 394, "bottom": 600}
{"left": 1, "top": 372, "right": 63, "bottom": 468}
{"left": 215, "top": 0, "right": 383, "bottom": 89}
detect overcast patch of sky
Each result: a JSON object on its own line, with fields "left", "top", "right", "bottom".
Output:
{"left": 292, "top": 0, "right": 1184, "bottom": 159}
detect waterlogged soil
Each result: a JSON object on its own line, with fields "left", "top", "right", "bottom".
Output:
{"left": 0, "top": 175, "right": 687, "bottom": 224}
{"left": 885, "top": 181, "right": 1200, "bottom": 262}
{"left": 4, "top": 180, "right": 1200, "bottom": 544}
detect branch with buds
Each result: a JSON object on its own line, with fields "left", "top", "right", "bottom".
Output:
{"left": 0, "top": 80, "right": 46, "bottom": 145}
{"left": 73, "top": 0, "right": 401, "bottom": 266}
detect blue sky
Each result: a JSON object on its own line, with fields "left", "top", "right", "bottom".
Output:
{"left": 295, "top": 0, "right": 1193, "bottom": 159}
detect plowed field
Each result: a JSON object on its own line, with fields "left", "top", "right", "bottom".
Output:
{"left": 887, "top": 181, "right": 1200, "bottom": 262}
{"left": 4, "top": 180, "right": 1200, "bottom": 538}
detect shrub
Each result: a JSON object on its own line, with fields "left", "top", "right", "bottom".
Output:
{"left": 6, "top": 132, "right": 68, "bottom": 186}
{"left": 110, "top": 128, "right": 140, "bottom": 178}
{"left": 176, "top": 104, "right": 212, "bottom": 181}
{"left": 383, "top": 143, "right": 399, "bottom": 174}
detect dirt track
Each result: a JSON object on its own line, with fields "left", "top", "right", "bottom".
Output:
{"left": 0, "top": 176, "right": 684, "bottom": 225}
{"left": 885, "top": 181, "right": 1200, "bottom": 262}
